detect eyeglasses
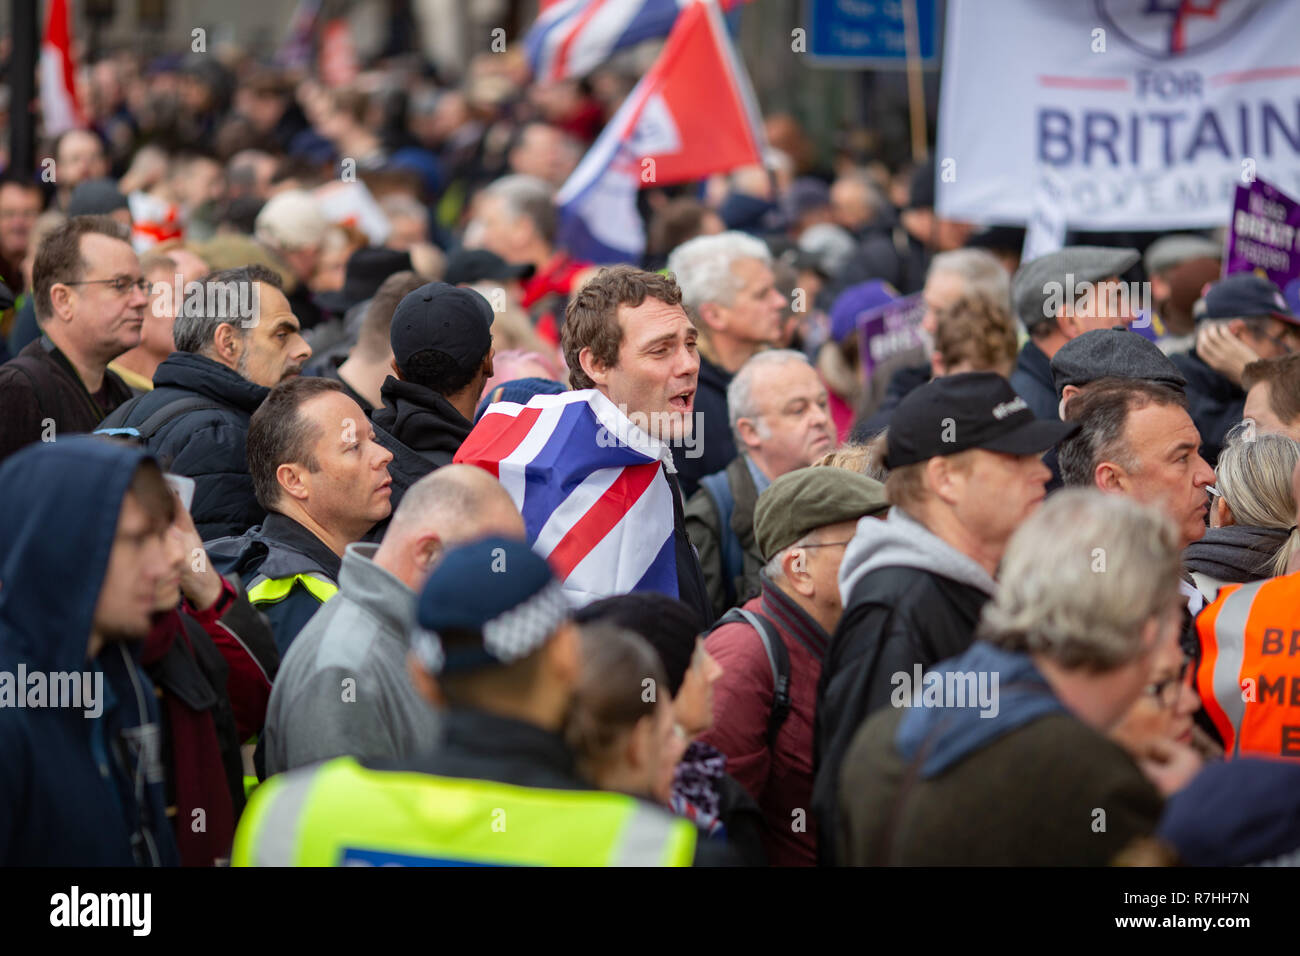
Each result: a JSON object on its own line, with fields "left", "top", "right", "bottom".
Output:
{"left": 1144, "top": 658, "right": 1193, "bottom": 709}
{"left": 798, "top": 540, "right": 855, "bottom": 549}
{"left": 64, "top": 275, "right": 150, "bottom": 295}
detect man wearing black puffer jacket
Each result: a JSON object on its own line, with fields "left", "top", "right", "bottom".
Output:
{"left": 96, "top": 265, "right": 312, "bottom": 539}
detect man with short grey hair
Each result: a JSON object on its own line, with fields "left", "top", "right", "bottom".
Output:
{"left": 263, "top": 465, "right": 526, "bottom": 775}
{"left": 1009, "top": 245, "right": 1142, "bottom": 419}
{"left": 666, "top": 231, "right": 789, "bottom": 495}
{"left": 685, "top": 350, "right": 836, "bottom": 616}
{"left": 96, "top": 265, "right": 312, "bottom": 538}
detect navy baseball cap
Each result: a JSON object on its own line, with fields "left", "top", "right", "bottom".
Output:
{"left": 1202, "top": 272, "right": 1298, "bottom": 326}
{"left": 390, "top": 281, "right": 494, "bottom": 377}
{"left": 886, "top": 371, "right": 1079, "bottom": 468}
{"left": 411, "top": 537, "right": 569, "bottom": 676}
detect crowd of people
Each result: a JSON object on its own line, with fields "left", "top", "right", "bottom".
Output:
{"left": 4, "top": 38, "right": 1300, "bottom": 869}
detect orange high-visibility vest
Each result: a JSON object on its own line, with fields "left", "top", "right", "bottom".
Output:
{"left": 1197, "top": 572, "right": 1300, "bottom": 759}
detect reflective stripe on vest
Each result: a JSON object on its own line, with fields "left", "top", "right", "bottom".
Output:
{"left": 1197, "top": 574, "right": 1300, "bottom": 759}
{"left": 232, "top": 757, "right": 696, "bottom": 867}
{"left": 246, "top": 573, "right": 339, "bottom": 607}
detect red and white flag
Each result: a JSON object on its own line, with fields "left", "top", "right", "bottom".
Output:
{"left": 556, "top": 0, "right": 766, "bottom": 263}
{"left": 40, "top": 0, "right": 85, "bottom": 136}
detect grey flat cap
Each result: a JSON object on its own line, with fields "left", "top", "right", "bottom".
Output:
{"left": 67, "top": 178, "right": 129, "bottom": 218}
{"left": 1144, "top": 234, "right": 1222, "bottom": 276}
{"left": 1050, "top": 327, "right": 1187, "bottom": 399}
{"left": 1012, "top": 245, "right": 1141, "bottom": 331}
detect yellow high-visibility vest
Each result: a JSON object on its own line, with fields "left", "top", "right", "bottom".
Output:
{"left": 246, "top": 573, "right": 338, "bottom": 607}
{"left": 233, "top": 756, "right": 696, "bottom": 867}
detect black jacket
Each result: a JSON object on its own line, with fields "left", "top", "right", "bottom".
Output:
{"left": 0, "top": 336, "right": 133, "bottom": 463}
{"left": 372, "top": 376, "right": 472, "bottom": 469}
{"left": 96, "top": 352, "right": 270, "bottom": 540}
{"left": 206, "top": 512, "right": 343, "bottom": 657}
{"left": 671, "top": 356, "right": 734, "bottom": 499}
{"left": 1170, "top": 348, "right": 1244, "bottom": 466}
{"left": 666, "top": 466, "right": 716, "bottom": 628}
{"left": 813, "top": 564, "right": 991, "bottom": 864}
{"left": 382, "top": 708, "right": 738, "bottom": 866}
{"left": 1009, "top": 339, "right": 1059, "bottom": 420}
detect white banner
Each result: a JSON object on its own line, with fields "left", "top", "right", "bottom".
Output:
{"left": 936, "top": 0, "right": 1300, "bottom": 230}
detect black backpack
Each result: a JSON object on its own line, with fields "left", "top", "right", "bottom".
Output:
{"left": 95, "top": 394, "right": 227, "bottom": 442}
{"left": 710, "top": 606, "right": 791, "bottom": 746}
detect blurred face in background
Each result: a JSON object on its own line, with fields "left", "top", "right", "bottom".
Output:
{"left": 56, "top": 131, "right": 108, "bottom": 193}
{"left": 0, "top": 183, "right": 41, "bottom": 263}
{"left": 1110, "top": 617, "right": 1198, "bottom": 754}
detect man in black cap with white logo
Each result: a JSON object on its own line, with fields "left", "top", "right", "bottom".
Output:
{"left": 811, "top": 371, "right": 1077, "bottom": 862}
{"left": 1171, "top": 272, "right": 1300, "bottom": 465}
{"left": 372, "top": 281, "right": 495, "bottom": 475}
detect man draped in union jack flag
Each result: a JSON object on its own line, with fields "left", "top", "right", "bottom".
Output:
{"left": 454, "top": 266, "right": 714, "bottom": 626}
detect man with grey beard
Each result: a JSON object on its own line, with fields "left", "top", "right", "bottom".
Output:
{"left": 97, "top": 264, "right": 312, "bottom": 538}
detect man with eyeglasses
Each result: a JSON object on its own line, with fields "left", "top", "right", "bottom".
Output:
{"left": 0, "top": 216, "right": 146, "bottom": 462}
{"left": 699, "top": 466, "right": 888, "bottom": 866}
{"left": 1172, "top": 273, "right": 1300, "bottom": 466}
{"left": 685, "top": 350, "right": 838, "bottom": 620}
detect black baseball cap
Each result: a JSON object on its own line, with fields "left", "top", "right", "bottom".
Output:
{"left": 390, "top": 281, "right": 494, "bottom": 375}
{"left": 886, "top": 372, "right": 1079, "bottom": 468}
{"left": 444, "top": 249, "right": 534, "bottom": 287}
{"left": 1202, "top": 273, "right": 1298, "bottom": 326}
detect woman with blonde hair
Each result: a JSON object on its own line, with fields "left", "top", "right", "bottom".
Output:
{"left": 1184, "top": 424, "right": 1300, "bottom": 602}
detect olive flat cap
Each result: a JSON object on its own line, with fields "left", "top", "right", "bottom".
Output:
{"left": 754, "top": 466, "right": 889, "bottom": 561}
{"left": 1013, "top": 245, "right": 1141, "bottom": 332}
{"left": 1050, "top": 328, "right": 1186, "bottom": 399}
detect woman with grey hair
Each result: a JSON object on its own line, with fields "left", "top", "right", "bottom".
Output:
{"left": 835, "top": 489, "right": 1191, "bottom": 865}
{"left": 1185, "top": 424, "right": 1300, "bottom": 602}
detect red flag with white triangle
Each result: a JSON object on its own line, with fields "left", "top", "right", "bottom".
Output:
{"left": 40, "top": 0, "right": 85, "bottom": 136}
{"left": 555, "top": 0, "right": 766, "bottom": 263}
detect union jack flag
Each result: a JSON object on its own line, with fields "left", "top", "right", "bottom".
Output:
{"left": 453, "top": 390, "right": 679, "bottom": 606}
{"left": 525, "top": 0, "right": 748, "bottom": 82}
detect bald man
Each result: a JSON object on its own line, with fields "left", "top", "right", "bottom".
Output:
{"left": 262, "top": 465, "right": 527, "bottom": 775}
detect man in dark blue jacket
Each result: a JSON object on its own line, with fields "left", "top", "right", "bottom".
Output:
{"left": 0, "top": 437, "right": 180, "bottom": 865}
{"left": 96, "top": 265, "right": 312, "bottom": 539}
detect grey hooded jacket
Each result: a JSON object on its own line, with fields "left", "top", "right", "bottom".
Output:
{"left": 263, "top": 542, "right": 441, "bottom": 775}
{"left": 813, "top": 506, "right": 998, "bottom": 864}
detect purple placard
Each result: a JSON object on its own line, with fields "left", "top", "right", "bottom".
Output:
{"left": 856, "top": 293, "right": 926, "bottom": 379}
{"left": 1225, "top": 177, "right": 1300, "bottom": 305}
